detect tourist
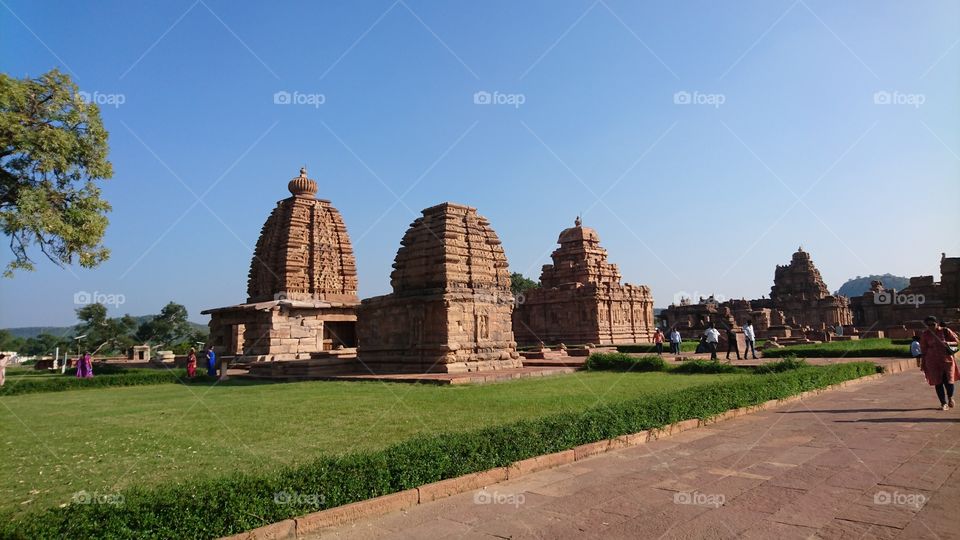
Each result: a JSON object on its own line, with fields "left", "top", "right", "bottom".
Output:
{"left": 704, "top": 324, "right": 720, "bottom": 360}
{"left": 669, "top": 328, "right": 682, "bottom": 355}
{"left": 186, "top": 348, "right": 197, "bottom": 378}
{"left": 725, "top": 327, "right": 741, "bottom": 361}
{"left": 743, "top": 320, "right": 758, "bottom": 359}
{"left": 918, "top": 316, "right": 959, "bottom": 410}
{"left": 75, "top": 352, "right": 93, "bottom": 379}
{"left": 653, "top": 328, "right": 665, "bottom": 356}
{"left": 0, "top": 353, "right": 6, "bottom": 387}
{"left": 911, "top": 335, "right": 922, "bottom": 368}
{"left": 206, "top": 346, "right": 217, "bottom": 377}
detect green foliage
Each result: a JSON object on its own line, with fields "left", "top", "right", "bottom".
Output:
{"left": 1, "top": 362, "right": 875, "bottom": 539}
{"left": 0, "top": 328, "right": 25, "bottom": 351}
{"left": 0, "top": 366, "right": 215, "bottom": 396}
{"left": 617, "top": 342, "right": 697, "bottom": 353}
{"left": 0, "top": 69, "right": 114, "bottom": 276}
{"left": 510, "top": 272, "right": 538, "bottom": 296}
{"left": 74, "top": 303, "right": 137, "bottom": 355}
{"left": 134, "top": 301, "right": 194, "bottom": 349}
{"left": 753, "top": 356, "right": 810, "bottom": 374}
{"left": 762, "top": 338, "right": 911, "bottom": 358}
{"left": 586, "top": 353, "right": 667, "bottom": 372}
{"left": 671, "top": 360, "right": 744, "bottom": 374}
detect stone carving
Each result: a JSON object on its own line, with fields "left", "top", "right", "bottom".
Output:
{"left": 513, "top": 218, "right": 655, "bottom": 345}
{"left": 203, "top": 168, "right": 360, "bottom": 361}
{"left": 357, "top": 203, "right": 522, "bottom": 373}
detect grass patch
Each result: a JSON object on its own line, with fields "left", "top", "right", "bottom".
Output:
{"left": 753, "top": 356, "right": 810, "bottom": 374}
{"left": 617, "top": 342, "right": 697, "bottom": 354}
{"left": 0, "top": 365, "right": 216, "bottom": 397}
{"left": 585, "top": 353, "right": 667, "bottom": 371}
{"left": 1, "top": 363, "right": 876, "bottom": 539}
{"left": 762, "top": 338, "right": 910, "bottom": 358}
{"left": 671, "top": 360, "right": 744, "bottom": 374}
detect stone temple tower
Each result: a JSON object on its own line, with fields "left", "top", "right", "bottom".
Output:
{"left": 203, "top": 168, "right": 360, "bottom": 361}
{"left": 357, "top": 202, "right": 522, "bottom": 373}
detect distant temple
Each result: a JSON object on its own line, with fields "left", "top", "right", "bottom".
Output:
{"left": 202, "top": 168, "right": 359, "bottom": 360}
{"left": 662, "top": 247, "right": 852, "bottom": 339}
{"left": 513, "top": 217, "right": 655, "bottom": 345}
{"left": 357, "top": 203, "right": 522, "bottom": 373}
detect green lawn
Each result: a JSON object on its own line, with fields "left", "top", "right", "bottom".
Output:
{"left": 0, "top": 371, "right": 750, "bottom": 517}
{"left": 763, "top": 337, "right": 910, "bottom": 358}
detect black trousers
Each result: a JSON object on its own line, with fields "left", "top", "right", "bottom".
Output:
{"left": 935, "top": 372, "right": 956, "bottom": 405}
{"left": 726, "top": 340, "right": 740, "bottom": 360}
{"left": 708, "top": 342, "right": 718, "bottom": 360}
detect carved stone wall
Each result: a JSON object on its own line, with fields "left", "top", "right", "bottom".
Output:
{"left": 357, "top": 203, "right": 522, "bottom": 373}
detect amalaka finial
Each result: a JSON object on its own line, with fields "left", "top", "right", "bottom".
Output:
{"left": 288, "top": 166, "right": 318, "bottom": 197}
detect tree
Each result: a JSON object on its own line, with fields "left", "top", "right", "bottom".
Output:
{"left": 74, "top": 303, "right": 136, "bottom": 354}
{"left": 510, "top": 272, "right": 538, "bottom": 296}
{"left": 0, "top": 328, "right": 25, "bottom": 351}
{"left": 0, "top": 69, "right": 114, "bottom": 277}
{"left": 136, "top": 302, "right": 192, "bottom": 348}
{"left": 22, "top": 332, "right": 70, "bottom": 356}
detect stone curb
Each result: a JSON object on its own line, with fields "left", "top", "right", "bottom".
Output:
{"left": 221, "top": 367, "right": 898, "bottom": 539}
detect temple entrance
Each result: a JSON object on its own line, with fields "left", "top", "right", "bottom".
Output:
{"left": 324, "top": 322, "right": 357, "bottom": 349}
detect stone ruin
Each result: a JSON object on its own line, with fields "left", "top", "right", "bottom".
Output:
{"left": 357, "top": 203, "right": 522, "bottom": 373}
{"left": 662, "top": 247, "right": 852, "bottom": 341}
{"left": 513, "top": 217, "right": 655, "bottom": 345}
{"left": 202, "top": 168, "right": 359, "bottom": 361}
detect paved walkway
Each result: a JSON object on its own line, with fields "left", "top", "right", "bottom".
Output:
{"left": 314, "top": 370, "right": 959, "bottom": 539}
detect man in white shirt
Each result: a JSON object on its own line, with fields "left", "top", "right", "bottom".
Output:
{"left": 669, "top": 328, "right": 682, "bottom": 355}
{"left": 743, "top": 320, "right": 758, "bottom": 359}
{"left": 704, "top": 324, "right": 720, "bottom": 360}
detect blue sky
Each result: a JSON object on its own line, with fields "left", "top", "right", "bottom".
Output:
{"left": 1, "top": 0, "right": 958, "bottom": 327}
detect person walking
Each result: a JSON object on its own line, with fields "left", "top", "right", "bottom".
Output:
{"left": 0, "top": 353, "right": 7, "bottom": 387}
{"left": 653, "top": 328, "right": 665, "bottom": 356}
{"left": 75, "top": 352, "right": 93, "bottom": 379}
{"left": 206, "top": 346, "right": 217, "bottom": 377}
{"left": 725, "top": 327, "right": 741, "bottom": 361}
{"left": 743, "top": 320, "right": 758, "bottom": 359}
{"left": 918, "top": 316, "right": 959, "bottom": 410}
{"left": 704, "top": 324, "right": 720, "bottom": 361}
{"left": 186, "top": 348, "right": 198, "bottom": 378}
{"left": 669, "top": 328, "right": 682, "bottom": 355}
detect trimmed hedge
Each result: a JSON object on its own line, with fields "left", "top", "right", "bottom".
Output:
{"left": 617, "top": 342, "right": 696, "bottom": 354}
{"left": 1, "top": 362, "right": 876, "bottom": 539}
{"left": 586, "top": 353, "right": 667, "bottom": 372}
{"left": 753, "top": 357, "right": 810, "bottom": 374}
{"left": 671, "top": 360, "right": 744, "bottom": 374}
{"left": 0, "top": 369, "right": 215, "bottom": 397}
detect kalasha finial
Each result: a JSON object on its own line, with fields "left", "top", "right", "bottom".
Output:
{"left": 574, "top": 215, "right": 582, "bottom": 227}
{"left": 288, "top": 166, "right": 318, "bottom": 197}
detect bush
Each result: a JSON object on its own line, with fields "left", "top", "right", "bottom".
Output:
{"left": 753, "top": 356, "right": 809, "bottom": 374}
{"left": 617, "top": 342, "right": 696, "bottom": 354}
{"left": 670, "top": 360, "right": 744, "bottom": 374}
{"left": 586, "top": 353, "right": 666, "bottom": 372}
{"left": 2, "top": 362, "right": 877, "bottom": 539}
{"left": 0, "top": 369, "right": 216, "bottom": 397}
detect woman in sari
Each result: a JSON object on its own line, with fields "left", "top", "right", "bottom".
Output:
{"left": 186, "top": 348, "right": 197, "bottom": 378}
{"left": 918, "top": 316, "right": 959, "bottom": 410}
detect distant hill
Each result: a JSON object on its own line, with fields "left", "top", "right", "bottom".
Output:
{"left": 836, "top": 274, "right": 911, "bottom": 298}
{"left": 4, "top": 317, "right": 207, "bottom": 340}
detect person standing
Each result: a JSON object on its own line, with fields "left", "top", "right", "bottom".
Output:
{"left": 186, "top": 348, "right": 198, "bottom": 378}
{"left": 653, "top": 328, "right": 665, "bottom": 356}
{"left": 670, "top": 328, "right": 682, "bottom": 355}
{"left": 206, "top": 346, "right": 217, "bottom": 377}
{"left": 918, "top": 316, "right": 959, "bottom": 410}
{"left": 725, "top": 327, "right": 741, "bottom": 361}
{"left": 0, "top": 353, "right": 7, "bottom": 387}
{"left": 743, "top": 320, "right": 758, "bottom": 359}
{"left": 704, "top": 324, "right": 720, "bottom": 361}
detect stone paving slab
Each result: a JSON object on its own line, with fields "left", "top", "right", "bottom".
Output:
{"left": 309, "top": 369, "right": 959, "bottom": 539}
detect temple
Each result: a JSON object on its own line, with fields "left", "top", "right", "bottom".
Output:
{"left": 513, "top": 217, "right": 655, "bottom": 345}
{"left": 662, "top": 247, "right": 852, "bottom": 339}
{"left": 202, "top": 168, "right": 359, "bottom": 361}
{"left": 357, "top": 203, "right": 522, "bottom": 373}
